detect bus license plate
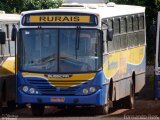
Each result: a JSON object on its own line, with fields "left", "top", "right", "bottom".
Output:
{"left": 51, "top": 97, "right": 65, "bottom": 102}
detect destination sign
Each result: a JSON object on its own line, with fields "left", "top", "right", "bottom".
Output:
{"left": 22, "top": 13, "right": 98, "bottom": 26}
{"left": 30, "top": 15, "right": 90, "bottom": 23}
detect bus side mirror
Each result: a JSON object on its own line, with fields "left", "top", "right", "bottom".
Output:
{"left": 107, "top": 29, "right": 113, "bottom": 41}
{"left": 11, "top": 26, "right": 17, "bottom": 41}
{"left": 0, "top": 32, "right": 6, "bottom": 44}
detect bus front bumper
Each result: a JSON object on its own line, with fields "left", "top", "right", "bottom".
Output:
{"left": 16, "top": 89, "right": 106, "bottom": 106}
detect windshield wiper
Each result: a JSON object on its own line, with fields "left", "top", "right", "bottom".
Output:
{"left": 75, "top": 26, "right": 80, "bottom": 59}
{"left": 30, "top": 54, "right": 56, "bottom": 65}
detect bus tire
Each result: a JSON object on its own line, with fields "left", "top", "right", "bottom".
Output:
{"left": 31, "top": 104, "right": 45, "bottom": 116}
{"left": 125, "top": 82, "right": 135, "bottom": 109}
{"left": 96, "top": 93, "right": 111, "bottom": 115}
{"left": 96, "top": 104, "right": 109, "bottom": 115}
{"left": 7, "top": 100, "right": 16, "bottom": 109}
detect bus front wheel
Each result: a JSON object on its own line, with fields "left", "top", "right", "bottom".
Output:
{"left": 96, "top": 104, "right": 109, "bottom": 115}
{"left": 123, "top": 82, "right": 135, "bottom": 109}
{"left": 129, "top": 82, "right": 135, "bottom": 109}
{"left": 31, "top": 104, "right": 45, "bottom": 116}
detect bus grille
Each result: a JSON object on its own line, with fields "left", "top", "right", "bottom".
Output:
{"left": 27, "top": 79, "right": 84, "bottom": 95}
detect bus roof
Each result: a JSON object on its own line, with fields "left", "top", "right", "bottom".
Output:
{"left": 21, "top": 3, "right": 145, "bottom": 19}
{"left": 63, "top": 0, "right": 106, "bottom": 4}
{"left": 0, "top": 13, "right": 20, "bottom": 22}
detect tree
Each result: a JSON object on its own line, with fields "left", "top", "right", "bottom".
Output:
{"left": 22, "top": 0, "right": 63, "bottom": 11}
{"left": 0, "top": 0, "right": 63, "bottom": 13}
{"left": 0, "top": 0, "right": 24, "bottom": 13}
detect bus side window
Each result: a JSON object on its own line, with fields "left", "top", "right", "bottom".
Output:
{"left": 133, "top": 15, "right": 139, "bottom": 46}
{"left": 127, "top": 16, "right": 134, "bottom": 47}
{"left": 107, "top": 19, "right": 114, "bottom": 52}
{"left": 120, "top": 17, "right": 127, "bottom": 49}
{"left": 113, "top": 18, "right": 121, "bottom": 51}
{"left": 139, "top": 15, "right": 145, "bottom": 45}
{"left": 102, "top": 19, "right": 107, "bottom": 53}
{"left": 139, "top": 15, "right": 144, "bottom": 29}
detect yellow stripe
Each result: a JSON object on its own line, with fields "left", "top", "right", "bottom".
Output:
{"left": 103, "top": 45, "right": 145, "bottom": 78}
{"left": 22, "top": 72, "right": 95, "bottom": 80}
{"left": 22, "top": 72, "right": 96, "bottom": 87}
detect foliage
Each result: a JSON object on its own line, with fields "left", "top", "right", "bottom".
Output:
{"left": 22, "top": 0, "right": 63, "bottom": 11}
{"left": 0, "top": 0, "right": 25, "bottom": 13}
{"left": 0, "top": 0, "right": 63, "bottom": 13}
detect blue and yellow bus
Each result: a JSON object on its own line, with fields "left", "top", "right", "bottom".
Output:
{"left": 15, "top": 2, "right": 146, "bottom": 115}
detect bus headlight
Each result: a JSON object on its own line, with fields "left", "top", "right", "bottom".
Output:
{"left": 90, "top": 87, "right": 96, "bottom": 93}
{"left": 83, "top": 88, "right": 89, "bottom": 94}
{"left": 21, "top": 86, "right": 40, "bottom": 95}
{"left": 29, "top": 88, "right": 35, "bottom": 94}
{"left": 22, "top": 86, "right": 29, "bottom": 92}
{"left": 80, "top": 86, "right": 99, "bottom": 95}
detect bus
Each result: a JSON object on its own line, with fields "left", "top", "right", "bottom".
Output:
{"left": 0, "top": 11, "right": 19, "bottom": 108}
{"left": 15, "top": 2, "right": 146, "bottom": 115}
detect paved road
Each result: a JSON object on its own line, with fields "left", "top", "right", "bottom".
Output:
{"left": 2, "top": 99, "right": 160, "bottom": 120}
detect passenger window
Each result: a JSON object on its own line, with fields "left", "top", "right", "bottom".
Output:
{"left": 127, "top": 16, "right": 133, "bottom": 32}
{"left": 108, "top": 40, "right": 114, "bottom": 52}
{"left": 121, "top": 17, "right": 127, "bottom": 33}
{"left": 113, "top": 35, "right": 121, "bottom": 50}
{"left": 108, "top": 19, "right": 113, "bottom": 29}
{"left": 114, "top": 18, "right": 120, "bottom": 34}
{"left": 133, "top": 16, "right": 139, "bottom": 31}
{"left": 139, "top": 31, "right": 145, "bottom": 45}
{"left": 107, "top": 19, "right": 114, "bottom": 52}
{"left": 128, "top": 33, "right": 134, "bottom": 47}
{"left": 139, "top": 15, "right": 145, "bottom": 45}
{"left": 112, "top": 18, "right": 121, "bottom": 51}
{"left": 121, "top": 34, "right": 127, "bottom": 49}
{"left": 133, "top": 32, "right": 139, "bottom": 46}
{"left": 120, "top": 17, "right": 127, "bottom": 49}
{"left": 139, "top": 15, "right": 144, "bottom": 29}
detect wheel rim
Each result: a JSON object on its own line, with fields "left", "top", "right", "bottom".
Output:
{"left": 130, "top": 84, "right": 135, "bottom": 109}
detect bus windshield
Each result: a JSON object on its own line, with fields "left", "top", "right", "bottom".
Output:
{"left": 20, "top": 29, "right": 102, "bottom": 73}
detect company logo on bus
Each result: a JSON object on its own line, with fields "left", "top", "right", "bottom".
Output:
{"left": 45, "top": 74, "right": 72, "bottom": 78}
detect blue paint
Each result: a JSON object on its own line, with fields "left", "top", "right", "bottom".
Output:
{"left": 16, "top": 71, "right": 109, "bottom": 106}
